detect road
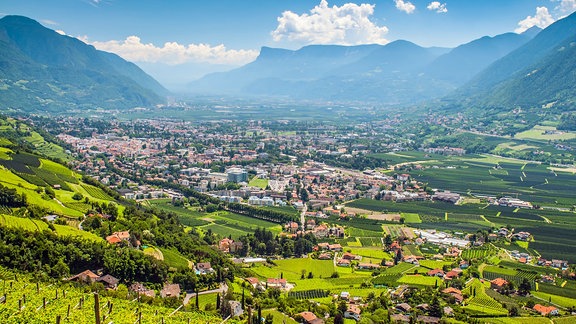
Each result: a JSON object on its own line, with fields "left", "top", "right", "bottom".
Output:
{"left": 183, "top": 283, "right": 228, "bottom": 305}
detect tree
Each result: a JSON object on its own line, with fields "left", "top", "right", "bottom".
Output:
{"left": 518, "top": 278, "right": 531, "bottom": 296}
{"left": 429, "top": 296, "right": 442, "bottom": 318}
{"left": 509, "top": 306, "right": 519, "bottom": 317}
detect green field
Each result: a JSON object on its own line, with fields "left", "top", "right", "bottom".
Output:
{"left": 396, "top": 274, "right": 440, "bottom": 287}
{"left": 515, "top": 125, "right": 576, "bottom": 141}
{"left": 401, "top": 213, "right": 422, "bottom": 223}
{"left": 158, "top": 247, "right": 190, "bottom": 270}
{"left": 0, "top": 214, "right": 102, "bottom": 242}
{"left": 248, "top": 177, "right": 269, "bottom": 189}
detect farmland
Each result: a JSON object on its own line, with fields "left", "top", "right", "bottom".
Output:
{"left": 0, "top": 267, "right": 223, "bottom": 324}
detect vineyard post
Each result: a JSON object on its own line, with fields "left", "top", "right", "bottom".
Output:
{"left": 36, "top": 282, "right": 39, "bottom": 293}
{"left": 109, "top": 302, "right": 113, "bottom": 315}
{"left": 63, "top": 290, "right": 66, "bottom": 298}
{"left": 10, "top": 281, "right": 12, "bottom": 290}
{"left": 56, "top": 315, "right": 61, "bottom": 324}
{"left": 18, "top": 298, "right": 21, "bottom": 311}
{"left": 94, "top": 292, "right": 101, "bottom": 324}
{"left": 67, "top": 304, "right": 70, "bottom": 318}
{"left": 138, "top": 311, "right": 142, "bottom": 323}
{"left": 56, "top": 289, "right": 58, "bottom": 299}
{"left": 43, "top": 297, "right": 46, "bottom": 309}
{"left": 23, "top": 294, "right": 26, "bottom": 304}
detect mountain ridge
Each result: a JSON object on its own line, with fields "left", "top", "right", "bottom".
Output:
{"left": 0, "top": 15, "right": 168, "bottom": 112}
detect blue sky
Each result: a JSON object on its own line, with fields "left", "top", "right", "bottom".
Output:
{"left": 2, "top": 0, "right": 575, "bottom": 88}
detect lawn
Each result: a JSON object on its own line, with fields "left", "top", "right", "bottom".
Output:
{"left": 250, "top": 257, "right": 335, "bottom": 282}
{"left": 401, "top": 213, "right": 422, "bottom": 223}
{"left": 248, "top": 177, "right": 269, "bottom": 189}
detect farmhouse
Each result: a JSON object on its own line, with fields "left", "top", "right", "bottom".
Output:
{"left": 427, "top": 269, "right": 445, "bottom": 277}
{"left": 196, "top": 262, "right": 214, "bottom": 274}
{"left": 337, "top": 259, "right": 351, "bottom": 267}
{"left": 328, "top": 244, "right": 343, "bottom": 251}
{"left": 160, "top": 283, "right": 180, "bottom": 298}
{"left": 490, "top": 278, "right": 509, "bottom": 290}
{"left": 533, "top": 304, "right": 559, "bottom": 316}
{"left": 129, "top": 283, "right": 155, "bottom": 298}
{"left": 267, "top": 278, "right": 287, "bottom": 289}
{"left": 395, "top": 303, "right": 412, "bottom": 312}
{"left": 245, "top": 277, "right": 260, "bottom": 289}
{"left": 96, "top": 274, "right": 119, "bottom": 289}
{"left": 344, "top": 304, "right": 361, "bottom": 321}
{"left": 106, "top": 230, "right": 130, "bottom": 245}
{"left": 357, "top": 263, "right": 380, "bottom": 270}
{"left": 67, "top": 269, "right": 100, "bottom": 283}
{"left": 298, "top": 311, "right": 323, "bottom": 324}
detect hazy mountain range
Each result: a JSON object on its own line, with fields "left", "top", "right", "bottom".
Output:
{"left": 2, "top": 12, "right": 576, "bottom": 112}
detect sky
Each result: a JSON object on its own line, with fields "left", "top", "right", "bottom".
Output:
{"left": 2, "top": 0, "right": 576, "bottom": 89}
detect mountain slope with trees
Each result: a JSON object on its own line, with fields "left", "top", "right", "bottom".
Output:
{"left": 0, "top": 15, "right": 168, "bottom": 113}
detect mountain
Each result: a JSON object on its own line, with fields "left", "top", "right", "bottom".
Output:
{"left": 190, "top": 41, "right": 452, "bottom": 103}
{"left": 454, "top": 11, "right": 576, "bottom": 105}
{"left": 189, "top": 31, "right": 535, "bottom": 104}
{"left": 0, "top": 15, "right": 168, "bottom": 112}
{"left": 425, "top": 30, "right": 536, "bottom": 85}
{"left": 473, "top": 33, "right": 576, "bottom": 108}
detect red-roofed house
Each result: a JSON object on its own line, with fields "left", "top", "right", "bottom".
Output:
{"left": 490, "top": 278, "right": 509, "bottom": 289}
{"left": 533, "top": 304, "right": 559, "bottom": 316}
{"left": 427, "top": 269, "right": 445, "bottom": 277}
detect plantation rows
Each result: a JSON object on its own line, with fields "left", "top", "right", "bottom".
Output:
{"left": 358, "top": 237, "right": 382, "bottom": 247}
{"left": 483, "top": 271, "right": 537, "bottom": 289}
{"left": 538, "top": 283, "right": 576, "bottom": 299}
{"left": 464, "top": 279, "right": 508, "bottom": 315}
{"left": 288, "top": 289, "right": 330, "bottom": 300}
{"left": 372, "top": 274, "right": 402, "bottom": 286}
{"left": 461, "top": 247, "right": 494, "bottom": 260}
{"left": 383, "top": 263, "right": 415, "bottom": 275}
{"left": 0, "top": 270, "right": 221, "bottom": 323}
{"left": 80, "top": 184, "right": 114, "bottom": 200}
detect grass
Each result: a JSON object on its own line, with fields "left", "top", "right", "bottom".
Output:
{"left": 396, "top": 274, "right": 440, "bottom": 287}
{"left": 262, "top": 309, "right": 298, "bottom": 324}
{"left": 0, "top": 214, "right": 102, "bottom": 242}
{"left": 248, "top": 177, "right": 269, "bottom": 189}
{"left": 531, "top": 291, "right": 576, "bottom": 308}
{"left": 250, "top": 257, "right": 335, "bottom": 282}
{"left": 401, "top": 213, "right": 421, "bottom": 223}
{"left": 158, "top": 247, "right": 190, "bottom": 270}
{"left": 514, "top": 125, "right": 576, "bottom": 141}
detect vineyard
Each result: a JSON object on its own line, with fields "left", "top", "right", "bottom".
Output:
{"left": 80, "top": 184, "right": 114, "bottom": 201}
{"left": 358, "top": 237, "right": 382, "bottom": 247}
{"left": 483, "top": 269, "right": 537, "bottom": 289}
{"left": 463, "top": 279, "right": 508, "bottom": 316}
{"left": 288, "top": 289, "right": 330, "bottom": 300}
{"left": 0, "top": 268, "right": 224, "bottom": 324}
{"left": 461, "top": 247, "right": 495, "bottom": 260}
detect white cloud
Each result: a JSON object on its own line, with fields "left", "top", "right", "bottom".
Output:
{"left": 271, "top": 0, "right": 389, "bottom": 46}
{"left": 555, "top": 0, "right": 576, "bottom": 17}
{"left": 427, "top": 2, "right": 447, "bottom": 13}
{"left": 515, "top": 6, "right": 555, "bottom": 33}
{"left": 394, "top": 0, "right": 416, "bottom": 14}
{"left": 40, "top": 19, "right": 58, "bottom": 26}
{"left": 80, "top": 36, "right": 258, "bottom": 66}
